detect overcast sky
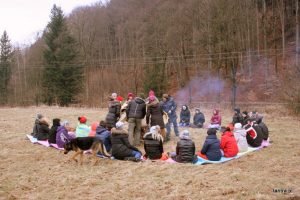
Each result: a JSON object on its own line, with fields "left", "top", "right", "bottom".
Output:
{"left": 0, "top": 0, "right": 100, "bottom": 46}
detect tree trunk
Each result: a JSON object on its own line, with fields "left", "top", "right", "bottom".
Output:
{"left": 296, "top": 0, "right": 299, "bottom": 66}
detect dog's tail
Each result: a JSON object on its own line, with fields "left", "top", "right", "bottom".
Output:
{"left": 94, "top": 140, "right": 111, "bottom": 158}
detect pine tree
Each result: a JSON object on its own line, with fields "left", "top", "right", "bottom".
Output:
{"left": 0, "top": 31, "right": 13, "bottom": 105}
{"left": 43, "top": 4, "right": 83, "bottom": 106}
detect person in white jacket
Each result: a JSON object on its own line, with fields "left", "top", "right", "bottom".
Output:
{"left": 233, "top": 123, "right": 248, "bottom": 153}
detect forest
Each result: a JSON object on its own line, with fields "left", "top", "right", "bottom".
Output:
{"left": 0, "top": 0, "right": 299, "bottom": 113}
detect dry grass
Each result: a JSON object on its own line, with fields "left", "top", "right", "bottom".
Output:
{"left": 0, "top": 106, "right": 299, "bottom": 200}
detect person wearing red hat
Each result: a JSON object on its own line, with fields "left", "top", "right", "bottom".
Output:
{"left": 75, "top": 116, "right": 91, "bottom": 137}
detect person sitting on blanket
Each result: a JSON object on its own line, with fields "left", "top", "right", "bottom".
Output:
{"left": 244, "top": 119, "right": 263, "bottom": 147}
{"left": 179, "top": 105, "right": 191, "bottom": 127}
{"left": 75, "top": 116, "right": 91, "bottom": 137}
{"left": 111, "top": 122, "right": 142, "bottom": 161}
{"left": 48, "top": 118, "right": 61, "bottom": 144}
{"left": 233, "top": 123, "right": 248, "bottom": 153}
{"left": 258, "top": 120, "right": 269, "bottom": 141}
{"left": 171, "top": 130, "right": 197, "bottom": 163}
{"left": 192, "top": 108, "right": 205, "bottom": 128}
{"left": 143, "top": 125, "right": 166, "bottom": 160}
{"left": 31, "top": 113, "right": 43, "bottom": 137}
{"left": 36, "top": 117, "right": 50, "bottom": 140}
{"left": 232, "top": 108, "right": 244, "bottom": 125}
{"left": 196, "top": 128, "right": 222, "bottom": 161}
{"left": 56, "top": 121, "right": 75, "bottom": 148}
{"left": 95, "top": 121, "right": 112, "bottom": 152}
{"left": 89, "top": 122, "right": 99, "bottom": 137}
{"left": 209, "top": 109, "right": 222, "bottom": 129}
{"left": 220, "top": 126, "right": 238, "bottom": 157}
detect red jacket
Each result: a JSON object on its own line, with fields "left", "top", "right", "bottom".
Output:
{"left": 220, "top": 131, "right": 238, "bottom": 157}
{"left": 210, "top": 109, "right": 222, "bottom": 125}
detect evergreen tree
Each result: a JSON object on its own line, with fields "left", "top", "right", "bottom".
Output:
{"left": 0, "top": 31, "right": 13, "bottom": 105}
{"left": 43, "top": 4, "right": 83, "bottom": 106}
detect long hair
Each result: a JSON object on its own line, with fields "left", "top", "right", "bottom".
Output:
{"left": 143, "top": 125, "right": 163, "bottom": 142}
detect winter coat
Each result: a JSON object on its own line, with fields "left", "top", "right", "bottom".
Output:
{"left": 244, "top": 123, "right": 263, "bottom": 147}
{"left": 48, "top": 119, "right": 60, "bottom": 144}
{"left": 232, "top": 108, "right": 244, "bottom": 125}
{"left": 56, "top": 126, "right": 75, "bottom": 148}
{"left": 210, "top": 109, "right": 222, "bottom": 125}
{"left": 95, "top": 125, "right": 112, "bottom": 152}
{"left": 180, "top": 106, "right": 191, "bottom": 123}
{"left": 111, "top": 128, "right": 141, "bottom": 160}
{"left": 173, "top": 138, "right": 196, "bottom": 163}
{"left": 105, "top": 100, "right": 121, "bottom": 128}
{"left": 143, "top": 133, "right": 163, "bottom": 160}
{"left": 32, "top": 119, "right": 40, "bottom": 137}
{"left": 36, "top": 120, "right": 50, "bottom": 140}
{"left": 242, "top": 116, "right": 250, "bottom": 126}
{"left": 233, "top": 128, "right": 248, "bottom": 153}
{"left": 200, "top": 134, "right": 222, "bottom": 161}
{"left": 75, "top": 123, "right": 91, "bottom": 138}
{"left": 161, "top": 97, "right": 177, "bottom": 118}
{"left": 220, "top": 131, "right": 239, "bottom": 157}
{"left": 126, "top": 97, "right": 146, "bottom": 119}
{"left": 146, "top": 100, "right": 165, "bottom": 128}
{"left": 258, "top": 122, "right": 269, "bottom": 140}
{"left": 193, "top": 112, "right": 205, "bottom": 126}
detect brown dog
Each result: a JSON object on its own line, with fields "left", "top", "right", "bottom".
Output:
{"left": 64, "top": 137, "right": 110, "bottom": 165}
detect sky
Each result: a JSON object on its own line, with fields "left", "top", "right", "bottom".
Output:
{"left": 0, "top": 0, "right": 100, "bottom": 46}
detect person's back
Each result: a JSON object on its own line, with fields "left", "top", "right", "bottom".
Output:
{"left": 233, "top": 123, "right": 248, "bottom": 153}
{"left": 95, "top": 122, "right": 112, "bottom": 152}
{"left": 220, "top": 129, "right": 238, "bottom": 157}
{"left": 32, "top": 114, "right": 43, "bottom": 137}
{"left": 258, "top": 121, "right": 269, "bottom": 140}
{"left": 198, "top": 129, "right": 222, "bottom": 161}
{"left": 143, "top": 126, "right": 164, "bottom": 160}
{"left": 75, "top": 116, "right": 90, "bottom": 138}
{"left": 36, "top": 118, "right": 50, "bottom": 140}
{"left": 126, "top": 97, "right": 146, "bottom": 119}
{"left": 172, "top": 130, "right": 196, "bottom": 163}
{"left": 245, "top": 122, "right": 263, "bottom": 147}
{"left": 49, "top": 118, "right": 61, "bottom": 144}
{"left": 56, "top": 122, "right": 75, "bottom": 148}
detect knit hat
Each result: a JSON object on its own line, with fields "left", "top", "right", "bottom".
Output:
{"left": 62, "top": 121, "right": 69, "bottom": 127}
{"left": 207, "top": 128, "right": 217, "bottom": 135}
{"left": 179, "top": 130, "right": 190, "bottom": 139}
{"left": 148, "top": 90, "right": 155, "bottom": 97}
{"left": 116, "top": 96, "right": 123, "bottom": 102}
{"left": 127, "top": 93, "right": 134, "bottom": 99}
{"left": 234, "top": 123, "right": 242, "bottom": 130}
{"left": 149, "top": 95, "right": 155, "bottom": 102}
{"left": 111, "top": 93, "right": 117, "bottom": 99}
{"left": 36, "top": 114, "right": 43, "bottom": 120}
{"left": 116, "top": 121, "right": 125, "bottom": 129}
{"left": 79, "top": 116, "right": 87, "bottom": 124}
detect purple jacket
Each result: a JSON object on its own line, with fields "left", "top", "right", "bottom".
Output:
{"left": 56, "top": 126, "right": 75, "bottom": 148}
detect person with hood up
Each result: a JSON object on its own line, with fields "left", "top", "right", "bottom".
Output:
{"left": 220, "top": 126, "right": 239, "bottom": 157}
{"left": 209, "top": 109, "right": 222, "bottom": 129}
{"left": 105, "top": 93, "right": 121, "bottom": 129}
{"left": 95, "top": 121, "right": 112, "bottom": 152}
{"left": 111, "top": 122, "right": 142, "bottom": 161}
{"left": 161, "top": 94, "right": 179, "bottom": 141}
{"left": 179, "top": 105, "right": 191, "bottom": 127}
{"left": 75, "top": 116, "right": 91, "bottom": 137}
{"left": 232, "top": 108, "right": 244, "bottom": 125}
{"left": 193, "top": 108, "right": 205, "bottom": 128}
{"left": 233, "top": 123, "right": 248, "bottom": 153}
{"left": 244, "top": 120, "right": 263, "bottom": 147}
{"left": 171, "top": 130, "right": 197, "bottom": 163}
{"left": 143, "top": 125, "right": 164, "bottom": 160}
{"left": 36, "top": 117, "right": 50, "bottom": 140}
{"left": 56, "top": 121, "right": 75, "bottom": 148}
{"left": 196, "top": 128, "right": 222, "bottom": 161}
{"left": 146, "top": 95, "right": 166, "bottom": 140}
{"left": 31, "top": 114, "right": 43, "bottom": 137}
{"left": 48, "top": 118, "right": 61, "bottom": 144}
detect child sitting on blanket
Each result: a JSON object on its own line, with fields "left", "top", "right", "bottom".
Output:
{"left": 75, "top": 116, "right": 91, "bottom": 137}
{"left": 196, "top": 128, "right": 222, "bottom": 161}
{"left": 36, "top": 117, "right": 50, "bottom": 140}
{"left": 171, "top": 130, "right": 197, "bottom": 163}
{"left": 56, "top": 121, "right": 75, "bottom": 148}
{"left": 220, "top": 126, "right": 238, "bottom": 157}
{"left": 143, "top": 125, "right": 167, "bottom": 160}
{"left": 111, "top": 122, "right": 142, "bottom": 161}
{"left": 233, "top": 123, "right": 248, "bottom": 153}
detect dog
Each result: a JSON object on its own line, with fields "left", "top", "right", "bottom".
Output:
{"left": 64, "top": 137, "right": 111, "bottom": 165}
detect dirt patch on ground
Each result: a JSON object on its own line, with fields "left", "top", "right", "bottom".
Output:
{"left": 0, "top": 107, "right": 299, "bottom": 199}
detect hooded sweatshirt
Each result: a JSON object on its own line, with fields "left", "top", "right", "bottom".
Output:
{"left": 126, "top": 97, "right": 146, "bottom": 119}
{"left": 210, "top": 109, "right": 222, "bottom": 125}
{"left": 48, "top": 118, "right": 61, "bottom": 143}
{"left": 220, "top": 131, "right": 239, "bottom": 157}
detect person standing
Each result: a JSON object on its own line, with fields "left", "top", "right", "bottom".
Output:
{"left": 161, "top": 94, "right": 179, "bottom": 141}
{"left": 105, "top": 93, "right": 121, "bottom": 129}
{"left": 126, "top": 94, "right": 146, "bottom": 146}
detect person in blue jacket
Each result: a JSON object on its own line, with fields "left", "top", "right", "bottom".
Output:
{"left": 95, "top": 121, "right": 112, "bottom": 152}
{"left": 161, "top": 94, "right": 179, "bottom": 141}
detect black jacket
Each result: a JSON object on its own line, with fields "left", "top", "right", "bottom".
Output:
{"left": 180, "top": 106, "right": 191, "bottom": 123}
{"left": 32, "top": 119, "right": 40, "bottom": 137}
{"left": 245, "top": 123, "right": 263, "bottom": 147}
{"left": 111, "top": 128, "right": 141, "bottom": 160}
{"left": 173, "top": 138, "right": 196, "bottom": 163}
{"left": 36, "top": 120, "right": 50, "bottom": 140}
{"left": 258, "top": 122, "right": 269, "bottom": 140}
{"left": 201, "top": 134, "right": 222, "bottom": 161}
{"left": 193, "top": 112, "right": 205, "bottom": 126}
{"left": 232, "top": 108, "right": 244, "bottom": 124}
{"left": 143, "top": 133, "right": 163, "bottom": 159}
{"left": 126, "top": 97, "right": 146, "bottom": 119}
{"left": 146, "top": 100, "right": 165, "bottom": 128}
{"left": 48, "top": 118, "right": 60, "bottom": 143}
{"left": 106, "top": 100, "right": 121, "bottom": 128}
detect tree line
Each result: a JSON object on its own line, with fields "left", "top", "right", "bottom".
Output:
{"left": 1, "top": 0, "right": 300, "bottom": 113}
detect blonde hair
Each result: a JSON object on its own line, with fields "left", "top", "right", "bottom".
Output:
{"left": 144, "top": 125, "right": 163, "bottom": 142}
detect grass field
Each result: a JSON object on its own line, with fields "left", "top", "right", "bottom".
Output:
{"left": 0, "top": 106, "right": 299, "bottom": 200}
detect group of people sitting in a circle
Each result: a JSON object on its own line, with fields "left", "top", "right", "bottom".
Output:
{"left": 30, "top": 91, "right": 269, "bottom": 163}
